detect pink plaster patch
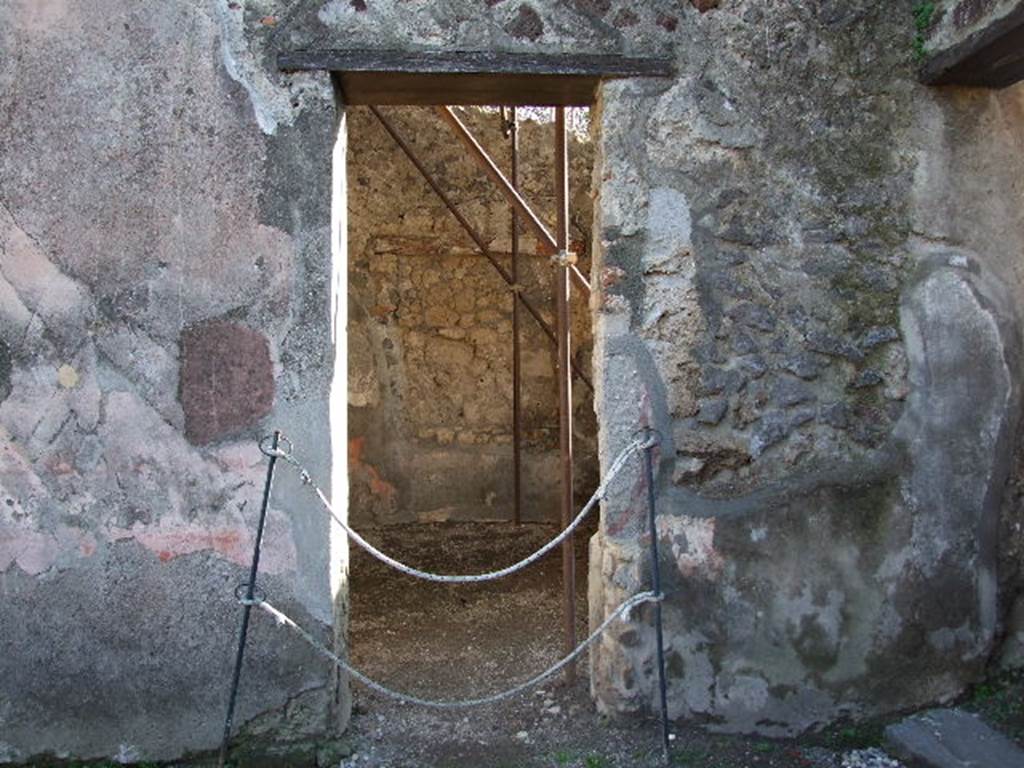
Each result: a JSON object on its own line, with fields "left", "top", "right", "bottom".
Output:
{"left": 349, "top": 436, "right": 397, "bottom": 501}
{"left": 0, "top": 527, "right": 58, "bottom": 575}
{"left": 11, "top": 0, "right": 72, "bottom": 34}
{"left": 79, "top": 536, "right": 97, "bottom": 557}
{"left": 126, "top": 526, "right": 245, "bottom": 563}
{"left": 107, "top": 519, "right": 296, "bottom": 574}
{"left": 657, "top": 515, "right": 725, "bottom": 580}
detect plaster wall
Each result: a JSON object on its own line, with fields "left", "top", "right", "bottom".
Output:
{"left": 584, "top": 2, "right": 1024, "bottom": 735}
{"left": 0, "top": 0, "right": 347, "bottom": 761}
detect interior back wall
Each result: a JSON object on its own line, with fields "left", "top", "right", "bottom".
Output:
{"left": 346, "top": 106, "right": 598, "bottom": 526}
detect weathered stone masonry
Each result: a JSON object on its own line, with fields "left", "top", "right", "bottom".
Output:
{"left": 587, "top": 0, "right": 1024, "bottom": 735}
{"left": 2, "top": 0, "right": 1024, "bottom": 761}
{"left": 347, "top": 106, "right": 597, "bottom": 527}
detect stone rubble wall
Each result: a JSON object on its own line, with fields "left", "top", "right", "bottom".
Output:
{"left": 585, "top": 0, "right": 1024, "bottom": 736}
{"left": 346, "top": 106, "right": 597, "bottom": 526}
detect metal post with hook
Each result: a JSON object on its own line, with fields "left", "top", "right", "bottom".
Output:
{"left": 641, "top": 428, "right": 671, "bottom": 764}
{"left": 218, "top": 430, "right": 284, "bottom": 768}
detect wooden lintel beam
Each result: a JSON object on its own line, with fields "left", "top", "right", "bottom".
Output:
{"left": 278, "top": 49, "right": 675, "bottom": 79}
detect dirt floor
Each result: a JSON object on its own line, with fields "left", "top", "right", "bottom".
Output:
{"left": 340, "top": 521, "right": 922, "bottom": 768}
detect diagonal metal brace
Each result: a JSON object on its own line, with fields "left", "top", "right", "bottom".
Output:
{"left": 435, "top": 106, "right": 591, "bottom": 296}
{"left": 370, "top": 106, "right": 593, "bottom": 393}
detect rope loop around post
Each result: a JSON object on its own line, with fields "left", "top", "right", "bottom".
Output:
{"left": 259, "top": 433, "right": 294, "bottom": 460}
{"left": 233, "top": 582, "right": 267, "bottom": 607}
{"left": 632, "top": 426, "right": 663, "bottom": 452}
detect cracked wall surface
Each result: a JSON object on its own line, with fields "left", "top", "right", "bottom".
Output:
{"left": 0, "top": 0, "right": 346, "bottom": 761}
{"left": 582, "top": 1, "right": 1024, "bottom": 736}
{"left": 4, "top": 0, "right": 1024, "bottom": 756}
{"left": 346, "top": 106, "right": 597, "bottom": 526}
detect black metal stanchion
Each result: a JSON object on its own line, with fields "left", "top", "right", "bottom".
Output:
{"left": 218, "top": 430, "right": 283, "bottom": 768}
{"left": 641, "top": 429, "right": 671, "bottom": 764}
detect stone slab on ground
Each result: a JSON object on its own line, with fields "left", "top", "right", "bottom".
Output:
{"left": 884, "top": 708, "right": 1024, "bottom": 768}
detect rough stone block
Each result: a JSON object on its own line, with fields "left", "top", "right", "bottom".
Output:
{"left": 180, "top": 320, "right": 275, "bottom": 445}
{"left": 884, "top": 709, "right": 1024, "bottom": 768}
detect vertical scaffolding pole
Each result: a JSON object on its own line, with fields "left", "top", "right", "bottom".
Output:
{"left": 555, "top": 107, "right": 576, "bottom": 683}
{"left": 510, "top": 108, "right": 523, "bottom": 527}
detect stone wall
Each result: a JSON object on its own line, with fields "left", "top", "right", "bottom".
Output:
{"left": 586, "top": 1, "right": 1024, "bottom": 736}
{"left": 346, "top": 106, "right": 597, "bottom": 526}
{"left": 3, "top": 0, "right": 1024, "bottom": 758}
{"left": 0, "top": 0, "right": 346, "bottom": 762}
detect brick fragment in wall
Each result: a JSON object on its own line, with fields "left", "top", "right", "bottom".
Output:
{"left": 179, "top": 320, "right": 274, "bottom": 445}
{"left": 691, "top": 0, "right": 720, "bottom": 10}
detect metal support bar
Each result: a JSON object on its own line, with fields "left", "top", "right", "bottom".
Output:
{"left": 508, "top": 107, "right": 523, "bottom": 527}
{"left": 642, "top": 432, "right": 671, "bottom": 765}
{"left": 218, "top": 431, "right": 282, "bottom": 768}
{"left": 436, "top": 106, "right": 591, "bottom": 296}
{"left": 555, "top": 107, "right": 576, "bottom": 685}
{"left": 369, "top": 106, "right": 593, "bottom": 393}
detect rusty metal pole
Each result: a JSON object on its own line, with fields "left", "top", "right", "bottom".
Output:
{"left": 436, "top": 106, "right": 591, "bottom": 296}
{"left": 509, "top": 108, "right": 523, "bottom": 527}
{"left": 369, "top": 106, "right": 593, "bottom": 392}
{"left": 555, "top": 107, "right": 576, "bottom": 684}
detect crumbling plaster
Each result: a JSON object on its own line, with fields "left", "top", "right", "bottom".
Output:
{"left": 2, "top": 0, "right": 1024, "bottom": 759}
{"left": 585, "top": 0, "right": 1024, "bottom": 736}
{"left": 1, "top": 0, "right": 345, "bottom": 761}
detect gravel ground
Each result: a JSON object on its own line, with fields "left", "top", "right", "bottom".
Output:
{"left": 341, "top": 521, "right": 907, "bottom": 768}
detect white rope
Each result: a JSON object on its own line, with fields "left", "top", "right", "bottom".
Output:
{"left": 279, "top": 436, "right": 651, "bottom": 584}
{"left": 254, "top": 590, "right": 660, "bottom": 709}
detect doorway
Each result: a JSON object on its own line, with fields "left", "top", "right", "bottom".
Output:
{"left": 345, "top": 103, "right": 598, "bottom": 710}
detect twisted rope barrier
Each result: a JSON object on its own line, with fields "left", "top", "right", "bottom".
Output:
{"left": 220, "top": 429, "right": 672, "bottom": 765}
{"left": 265, "top": 434, "right": 651, "bottom": 583}
{"left": 247, "top": 590, "right": 660, "bottom": 709}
